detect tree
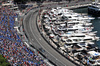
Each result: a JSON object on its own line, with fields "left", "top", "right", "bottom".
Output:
{"left": 0, "top": 55, "right": 10, "bottom": 66}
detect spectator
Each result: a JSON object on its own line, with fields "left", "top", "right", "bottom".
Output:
{"left": 0, "top": 3, "right": 48, "bottom": 66}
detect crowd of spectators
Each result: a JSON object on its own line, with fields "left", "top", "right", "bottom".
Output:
{"left": 0, "top": 0, "right": 94, "bottom": 66}
{"left": 0, "top": 5, "right": 47, "bottom": 66}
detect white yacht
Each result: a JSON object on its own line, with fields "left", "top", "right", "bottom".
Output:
{"left": 42, "top": 7, "right": 100, "bottom": 66}
{"left": 88, "top": 0, "right": 100, "bottom": 17}
{"left": 61, "top": 35, "right": 99, "bottom": 44}
{"left": 87, "top": 51, "right": 100, "bottom": 65}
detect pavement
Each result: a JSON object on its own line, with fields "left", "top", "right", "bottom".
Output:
{"left": 23, "top": 8, "right": 77, "bottom": 66}
{"left": 22, "top": 1, "right": 95, "bottom": 66}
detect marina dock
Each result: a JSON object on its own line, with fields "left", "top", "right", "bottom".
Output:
{"left": 37, "top": 5, "right": 100, "bottom": 65}
{"left": 39, "top": 1, "right": 100, "bottom": 9}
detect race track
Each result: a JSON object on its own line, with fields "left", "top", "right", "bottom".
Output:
{"left": 23, "top": 8, "right": 76, "bottom": 66}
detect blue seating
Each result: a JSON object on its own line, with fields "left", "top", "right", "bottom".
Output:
{"left": 0, "top": 6, "right": 46, "bottom": 66}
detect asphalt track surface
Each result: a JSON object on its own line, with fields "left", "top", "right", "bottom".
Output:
{"left": 23, "top": 7, "right": 76, "bottom": 66}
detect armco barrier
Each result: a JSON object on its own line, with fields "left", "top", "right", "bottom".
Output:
{"left": 22, "top": 8, "right": 55, "bottom": 66}
{"left": 22, "top": 1, "right": 94, "bottom": 65}
{"left": 36, "top": 10, "right": 80, "bottom": 66}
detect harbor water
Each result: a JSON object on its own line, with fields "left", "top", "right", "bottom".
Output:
{"left": 73, "top": 8, "right": 100, "bottom": 47}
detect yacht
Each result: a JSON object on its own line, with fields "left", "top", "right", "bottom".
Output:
{"left": 88, "top": 0, "right": 100, "bottom": 17}
{"left": 42, "top": 7, "right": 100, "bottom": 66}
{"left": 87, "top": 51, "right": 100, "bottom": 65}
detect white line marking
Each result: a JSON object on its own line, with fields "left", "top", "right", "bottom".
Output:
{"left": 29, "top": 11, "right": 66, "bottom": 66}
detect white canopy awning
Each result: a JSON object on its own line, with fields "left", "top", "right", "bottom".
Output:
{"left": 88, "top": 51, "right": 100, "bottom": 57}
{"left": 60, "top": 24, "right": 66, "bottom": 26}
{"left": 2, "top": 3, "right": 13, "bottom": 6}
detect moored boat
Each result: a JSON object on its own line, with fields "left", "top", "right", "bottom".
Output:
{"left": 88, "top": 0, "right": 100, "bottom": 17}
{"left": 42, "top": 7, "right": 100, "bottom": 66}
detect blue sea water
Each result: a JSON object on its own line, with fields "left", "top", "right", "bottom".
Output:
{"left": 73, "top": 8, "right": 100, "bottom": 47}
{"left": 91, "top": 18, "right": 100, "bottom": 47}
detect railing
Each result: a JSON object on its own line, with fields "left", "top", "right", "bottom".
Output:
{"left": 21, "top": 1, "right": 96, "bottom": 66}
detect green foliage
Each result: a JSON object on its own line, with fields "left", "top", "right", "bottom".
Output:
{"left": 0, "top": 55, "right": 10, "bottom": 66}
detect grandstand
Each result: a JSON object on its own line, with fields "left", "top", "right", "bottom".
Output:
{"left": 0, "top": 1, "right": 48, "bottom": 66}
